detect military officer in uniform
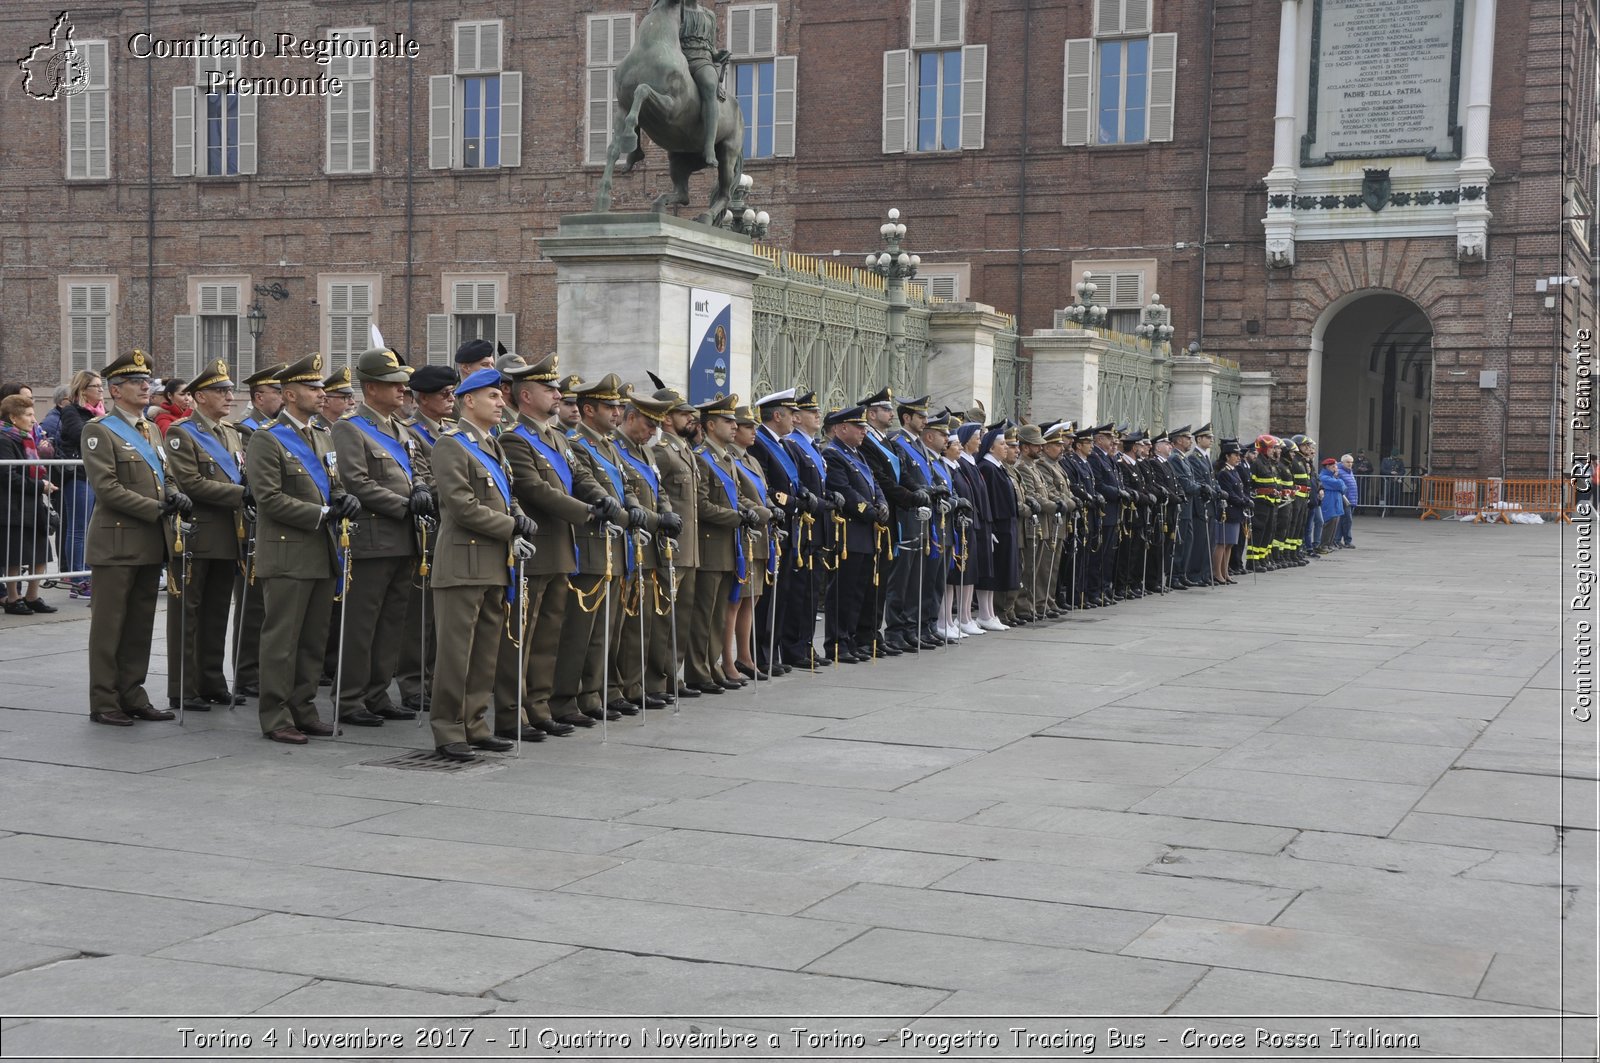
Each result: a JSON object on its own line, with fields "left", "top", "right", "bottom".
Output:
{"left": 783, "top": 390, "right": 831, "bottom": 665}
{"left": 859, "top": 388, "right": 928, "bottom": 655}
{"left": 229, "top": 362, "right": 287, "bottom": 698}
{"left": 234, "top": 364, "right": 287, "bottom": 435}
{"left": 614, "top": 388, "right": 681, "bottom": 706}
{"left": 164, "top": 358, "right": 247, "bottom": 713}
{"left": 81, "top": 350, "right": 189, "bottom": 726}
{"left": 405, "top": 365, "right": 458, "bottom": 445}
{"left": 1185, "top": 423, "right": 1220, "bottom": 585}
{"left": 497, "top": 354, "right": 617, "bottom": 736}
{"left": 554, "top": 374, "right": 645, "bottom": 721}
{"left": 821, "top": 406, "right": 887, "bottom": 663}
{"left": 728, "top": 405, "right": 775, "bottom": 682}
{"left": 330, "top": 347, "right": 434, "bottom": 727}
{"left": 648, "top": 381, "right": 702, "bottom": 699}
{"left": 428, "top": 367, "right": 529, "bottom": 761}
{"left": 556, "top": 374, "right": 583, "bottom": 431}
{"left": 687, "top": 394, "right": 752, "bottom": 694}
{"left": 455, "top": 337, "right": 496, "bottom": 375}
{"left": 242, "top": 354, "right": 358, "bottom": 743}
{"left": 748, "top": 389, "right": 810, "bottom": 675}
{"left": 317, "top": 365, "right": 355, "bottom": 427}
{"left": 396, "top": 364, "right": 456, "bottom": 712}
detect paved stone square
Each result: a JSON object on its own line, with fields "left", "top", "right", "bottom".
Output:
{"left": 0, "top": 520, "right": 1595, "bottom": 1061}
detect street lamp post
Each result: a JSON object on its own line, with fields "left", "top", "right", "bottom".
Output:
{"left": 865, "top": 207, "right": 921, "bottom": 390}
{"left": 1061, "top": 271, "right": 1108, "bottom": 328}
{"left": 1135, "top": 293, "right": 1176, "bottom": 350}
{"left": 246, "top": 302, "right": 266, "bottom": 344}
{"left": 723, "top": 174, "right": 771, "bottom": 240}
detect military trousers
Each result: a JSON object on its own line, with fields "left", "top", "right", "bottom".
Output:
{"left": 1095, "top": 521, "right": 1119, "bottom": 597}
{"left": 429, "top": 583, "right": 502, "bottom": 747}
{"left": 166, "top": 556, "right": 236, "bottom": 702}
{"left": 88, "top": 563, "right": 162, "bottom": 718}
{"left": 337, "top": 554, "right": 414, "bottom": 717}
{"left": 780, "top": 551, "right": 821, "bottom": 666}
{"left": 920, "top": 542, "right": 948, "bottom": 637}
{"left": 256, "top": 575, "right": 336, "bottom": 735}
{"left": 496, "top": 570, "right": 566, "bottom": 730}
{"left": 231, "top": 551, "right": 266, "bottom": 692}
{"left": 686, "top": 567, "right": 735, "bottom": 687}
{"left": 647, "top": 565, "right": 694, "bottom": 694}
{"left": 825, "top": 553, "right": 872, "bottom": 658}
{"left": 754, "top": 550, "right": 790, "bottom": 671}
{"left": 552, "top": 573, "right": 620, "bottom": 716}
{"left": 396, "top": 571, "right": 435, "bottom": 708}
{"left": 854, "top": 544, "right": 892, "bottom": 651}
{"left": 1184, "top": 503, "right": 1212, "bottom": 583}
{"left": 615, "top": 565, "right": 658, "bottom": 701}
{"left": 883, "top": 539, "right": 921, "bottom": 642}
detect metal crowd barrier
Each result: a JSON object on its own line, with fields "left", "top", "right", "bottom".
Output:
{"left": 1349, "top": 473, "right": 1423, "bottom": 515}
{"left": 1, "top": 458, "right": 91, "bottom": 594}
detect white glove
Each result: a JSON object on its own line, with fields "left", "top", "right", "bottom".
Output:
{"left": 512, "top": 539, "right": 536, "bottom": 560}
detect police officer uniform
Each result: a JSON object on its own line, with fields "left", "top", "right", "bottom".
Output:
{"left": 859, "top": 388, "right": 927, "bottom": 655}
{"left": 330, "top": 348, "right": 432, "bottom": 726}
{"left": 747, "top": 389, "right": 810, "bottom": 675}
{"left": 782, "top": 389, "right": 831, "bottom": 665}
{"left": 396, "top": 364, "right": 457, "bottom": 712}
{"left": 821, "top": 406, "right": 887, "bottom": 662}
{"left": 164, "top": 359, "right": 247, "bottom": 712}
{"left": 81, "top": 350, "right": 184, "bottom": 725}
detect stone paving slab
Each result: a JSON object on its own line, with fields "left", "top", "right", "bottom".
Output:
{"left": 960, "top": 802, "right": 1297, "bottom": 853}
{"left": 1130, "top": 766, "right": 1429, "bottom": 834}
{"left": 621, "top": 795, "right": 879, "bottom": 841}
{"left": 613, "top": 828, "right": 975, "bottom": 886}
{"left": 832, "top": 816, "right": 1169, "bottom": 870}
{"left": 0, "top": 954, "right": 310, "bottom": 1015}
{"left": 1266, "top": 704, "right": 1488, "bottom": 747}
{"left": 556, "top": 857, "right": 853, "bottom": 916}
{"left": 698, "top": 779, "right": 992, "bottom": 823}
{"left": 0, "top": 884, "right": 264, "bottom": 956}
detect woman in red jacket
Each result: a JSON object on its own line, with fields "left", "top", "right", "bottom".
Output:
{"left": 151, "top": 378, "right": 193, "bottom": 436}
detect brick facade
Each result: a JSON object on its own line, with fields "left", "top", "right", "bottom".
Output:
{"left": 0, "top": 0, "right": 1590, "bottom": 477}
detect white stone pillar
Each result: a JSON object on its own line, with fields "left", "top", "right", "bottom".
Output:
{"left": 1168, "top": 355, "right": 1224, "bottom": 430}
{"left": 1237, "top": 371, "right": 1277, "bottom": 444}
{"left": 1262, "top": 0, "right": 1302, "bottom": 269}
{"left": 925, "top": 302, "right": 1009, "bottom": 414}
{"left": 1025, "top": 329, "right": 1106, "bottom": 428}
{"left": 539, "top": 213, "right": 770, "bottom": 401}
{"left": 1456, "top": 0, "right": 1497, "bottom": 261}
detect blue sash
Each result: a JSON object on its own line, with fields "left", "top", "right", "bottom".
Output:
{"left": 754, "top": 428, "right": 799, "bottom": 491}
{"left": 896, "top": 437, "right": 945, "bottom": 559}
{"left": 267, "top": 423, "right": 330, "bottom": 502}
{"left": 353, "top": 417, "right": 414, "bottom": 481}
{"left": 241, "top": 415, "right": 265, "bottom": 432}
{"left": 618, "top": 446, "right": 660, "bottom": 498}
{"left": 788, "top": 430, "right": 826, "bottom": 479}
{"left": 735, "top": 461, "right": 778, "bottom": 575}
{"left": 867, "top": 431, "right": 901, "bottom": 479}
{"left": 444, "top": 431, "right": 517, "bottom": 601}
{"left": 697, "top": 447, "right": 747, "bottom": 601}
{"left": 573, "top": 436, "right": 634, "bottom": 574}
{"left": 100, "top": 415, "right": 166, "bottom": 487}
{"left": 175, "top": 420, "right": 240, "bottom": 484}
{"left": 411, "top": 420, "right": 437, "bottom": 446}
{"left": 512, "top": 425, "right": 579, "bottom": 574}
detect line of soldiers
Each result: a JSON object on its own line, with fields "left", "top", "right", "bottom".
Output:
{"left": 78, "top": 339, "right": 1329, "bottom": 761}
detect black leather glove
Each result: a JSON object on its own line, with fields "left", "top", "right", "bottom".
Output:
{"left": 829, "top": 491, "right": 846, "bottom": 511}
{"left": 513, "top": 514, "right": 539, "bottom": 540}
{"left": 1056, "top": 500, "right": 1068, "bottom": 516}
{"left": 873, "top": 501, "right": 890, "bottom": 524}
{"left": 657, "top": 511, "right": 683, "bottom": 538}
{"left": 954, "top": 496, "right": 974, "bottom": 517}
{"left": 408, "top": 484, "right": 435, "bottom": 518}
{"left": 329, "top": 493, "right": 361, "bottom": 521}
{"left": 740, "top": 507, "right": 764, "bottom": 529}
{"left": 1095, "top": 493, "right": 1108, "bottom": 506}
{"left": 626, "top": 506, "right": 650, "bottom": 530}
{"left": 912, "top": 489, "right": 931, "bottom": 508}
{"left": 928, "top": 483, "right": 951, "bottom": 499}
{"left": 242, "top": 483, "right": 256, "bottom": 509}
{"left": 591, "top": 497, "right": 623, "bottom": 525}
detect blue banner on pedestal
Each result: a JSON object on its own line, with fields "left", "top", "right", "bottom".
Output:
{"left": 688, "top": 288, "right": 733, "bottom": 405}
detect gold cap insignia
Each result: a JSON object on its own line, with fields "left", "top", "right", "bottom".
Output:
{"left": 311, "top": 353, "right": 323, "bottom": 373}
{"left": 132, "top": 350, "right": 147, "bottom": 370}
{"left": 213, "top": 359, "right": 227, "bottom": 375}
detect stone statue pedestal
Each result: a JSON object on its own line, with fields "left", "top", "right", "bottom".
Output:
{"left": 540, "top": 213, "right": 770, "bottom": 402}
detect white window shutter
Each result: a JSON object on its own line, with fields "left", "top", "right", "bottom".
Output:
{"left": 172, "top": 87, "right": 195, "bottom": 176}
{"left": 236, "top": 93, "right": 257, "bottom": 174}
{"left": 882, "top": 50, "right": 910, "bottom": 154}
{"left": 1062, "top": 38, "right": 1094, "bottom": 146}
{"left": 476, "top": 282, "right": 497, "bottom": 312}
{"left": 911, "top": 0, "right": 937, "bottom": 48}
{"left": 753, "top": 5, "right": 777, "bottom": 56}
{"left": 173, "top": 315, "right": 200, "bottom": 380}
{"left": 1147, "top": 33, "right": 1178, "bottom": 142}
{"left": 216, "top": 285, "right": 240, "bottom": 315}
{"left": 1124, "top": 0, "right": 1153, "bottom": 35}
{"left": 588, "top": 67, "right": 615, "bottom": 164}
{"left": 480, "top": 22, "right": 503, "bottom": 72}
{"left": 426, "top": 314, "right": 452, "bottom": 365}
{"left": 453, "top": 282, "right": 475, "bottom": 313}
{"left": 1095, "top": 0, "right": 1121, "bottom": 35}
{"left": 327, "top": 89, "right": 349, "bottom": 173}
{"left": 66, "top": 41, "right": 110, "bottom": 180}
{"left": 611, "top": 16, "right": 633, "bottom": 62}
{"left": 959, "top": 44, "right": 986, "bottom": 149}
{"left": 730, "top": 7, "right": 753, "bottom": 57}
{"left": 428, "top": 75, "right": 453, "bottom": 168}
{"left": 926, "top": 274, "right": 959, "bottom": 300}
{"left": 588, "top": 16, "right": 610, "bottom": 65}
{"left": 499, "top": 71, "right": 522, "bottom": 167}
{"left": 350, "top": 79, "right": 373, "bottom": 171}
{"left": 1087, "top": 272, "right": 1113, "bottom": 305}
{"left": 938, "top": 0, "right": 964, "bottom": 46}
{"left": 235, "top": 313, "right": 255, "bottom": 377}
{"left": 773, "top": 56, "right": 797, "bottom": 157}
{"left": 494, "top": 313, "right": 516, "bottom": 351}
{"left": 1112, "top": 272, "right": 1144, "bottom": 307}
{"left": 455, "top": 22, "right": 478, "bottom": 73}
{"left": 198, "top": 284, "right": 221, "bottom": 314}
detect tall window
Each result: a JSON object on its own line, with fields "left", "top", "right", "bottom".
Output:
{"left": 325, "top": 280, "right": 374, "bottom": 371}
{"left": 205, "top": 90, "right": 241, "bottom": 174}
{"left": 1063, "top": 0, "right": 1177, "bottom": 147}
{"left": 586, "top": 14, "right": 634, "bottom": 164}
{"left": 883, "top": 0, "right": 985, "bottom": 154}
{"left": 429, "top": 21, "right": 522, "bottom": 170}
{"left": 727, "top": 4, "right": 795, "bottom": 160}
{"left": 326, "top": 28, "right": 375, "bottom": 174}
{"left": 426, "top": 277, "right": 515, "bottom": 365}
{"left": 63, "top": 280, "right": 114, "bottom": 373}
{"left": 174, "top": 281, "right": 255, "bottom": 382}
{"left": 1074, "top": 262, "right": 1152, "bottom": 335}
{"left": 65, "top": 40, "right": 110, "bottom": 180}
{"left": 172, "top": 36, "right": 257, "bottom": 177}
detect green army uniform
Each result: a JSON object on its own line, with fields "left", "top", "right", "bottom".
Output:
{"left": 732, "top": 411, "right": 774, "bottom": 610}
{"left": 317, "top": 364, "right": 356, "bottom": 681}
{"left": 1037, "top": 424, "right": 1078, "bottom": 611}
{"left": 243, "top": 354, "right": 345, "bottom": 738}
{"left": 647, "top": 385, "right": 701, "bottom": 698}
{"left": 495, "top": 355, "right": 609, "bottom": 735}
{"left": 330, "top": 349, "right": 432, "bottom": 726}
{"left": 228, "top": 361, "right": 288, "bottom": 697}
{"left": 1004, "top": 428, "right": 1040, "bottom": 622}
{"left": 612, "top": 391, "right": 678, "bottom": 706}
{"left": 81, "top": 350, "right": 178, "bottom": 725}
{"left": 552, "top": 374, "right": 640, "bottom": 720}
{"left": 395, "top": 368, "right": 457, "bottom": 710}
{"left": 163, "top": 359, "right": 248, "bottom": 711}
{"left": 686, "top": 395, "right": 749, "bottom": 691}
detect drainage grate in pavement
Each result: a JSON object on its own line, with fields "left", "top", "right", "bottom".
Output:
{"left": 360, "top": 750, "right": 499, "bottom": 774}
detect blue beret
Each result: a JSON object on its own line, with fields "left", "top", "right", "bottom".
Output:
{"left": 455, "top": 367, "right": 505, "bottom": 396}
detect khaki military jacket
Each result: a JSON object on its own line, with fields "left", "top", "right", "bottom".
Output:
{"left": 616, "top": 433, "right": 669, "bottom": 571}
{"left": 501, "top": 413, "right": 606, "bottom": 577}
{"left": 163, "top": 411, "right": 246, "bottom": 561}
{"left": 81, "top": 409, "right": 171, "bottom": 566}
{"left": 405, "top": 414, "right": 454, "bottom": 448}
{"left": 653, "top": 431, "right": 702, "bottom": 568}
{"left": 733, "top": 446, "right": 774, "bottom": 565}
{"left": 430, "top": 420, "right": 525, "bottom": 589}
{"left": 564, "top": 420, "right": 639, "bottom": 577}
{"left": 694, "top": 438, "right": 748, "bottom": 573}
{"left": 244, "top": 413, "right": 339, "bottom": 580}
{"left": 1007, "top": 459, "right": 1045, "bottom": 540}
{"left": 229, "top": 404, "right": 277, "bottom": 440}
{"left": 1029, "top": 456, "right": 1076, "bottom": 528}
{"left": 331, "top": 404, "right": 432, "bottom": 559}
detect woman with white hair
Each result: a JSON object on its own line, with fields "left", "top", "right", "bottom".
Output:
{"left": 1336, "top": 454, "right": 1358, "bottom": 547}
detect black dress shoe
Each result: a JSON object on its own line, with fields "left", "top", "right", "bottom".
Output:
{"left": 675, "top": 685, "right": 701, "bottom": 699}
{"left": 582, "top": 706, "right": 624, "bottom": 720}
{"left": 494, "top": 726, "right": 546, "bottom": 742}
{"left": 400, "top": 694, "right": 425, "bottom": 712}
{"left": 808, "top": 655, "right": 832, "bottom": 667}
{"left": 643, "top": 693, "right": 669, "bottom": 709}
{"left": 436, "top": 742, "right": 476, "bottom": 762}
{"left": 918, "top": 637, "right": 942, "bottom": 650}
{"left": 91, "top": 710, "right": 135, "bottom": 727}
{"left": 608, "top": 698, "right": 641, "bottom": 716}
{"left": 168, "top": 697, "right": 212, "bottom": 713}
{"left": 235, "top": 685, "right": 259, "bottom": 698}
{"left": 126, "top": 705, "right": 176, "bottom": 721}
{"left": 555, "top": 713, "right": 596, "bottom": 728}
{"left": 342, "top": 709, "right": 386, "bottom": 727}
{"left": 23, "top": 598, "right": 58, "bottom": 614}
{"left": 204, "top": 691, "right": 247, "bottom": 706}
{"left": 374, "top": 704, "right": 417, "bottom": 720}
{"left": 875, "top": 642, "right": 903, "bottom": 657}
{"left": 718, "top": 677, "right": 745, "bottom": 691}
{"left": 736, "top": 662, "right": 759, "bottom": 680}
{"left": 691, "top": 682, "right": 725, "bottom": 695}
{"left": 470, "top": 735, "right": 515, "bottom": 752}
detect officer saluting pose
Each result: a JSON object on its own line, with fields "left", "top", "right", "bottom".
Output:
{"left": 81, "top": 350, "right": 191, "bottom": 725}
{"left": 164, "top": 358, "right": 247, "bottom": 713}
{"left": 244, "top": 353, "right": 361, "bottom": 744}
{"left": 429, "top": 368, "right": 534, "bottom": 761}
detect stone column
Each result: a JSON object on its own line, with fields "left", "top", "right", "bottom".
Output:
{"left": 925, "top": 302, "right": 1010, "bottom": 413}
{"left": 539, "top": 213, "right": 771, "bottom": 401}
{"left": 1025, "top": 329, "right": 1106, "bottom": 428}
{"left": 1262, "top": 0, "right": 1302, "bottom": 269}
{"left": 1455, "top": 0, "right": 1497, "bottom": 261}
{"left": 1237, "top": 371, "right": 1277, "bottom": 443}
{"left": 1167, "top": 355, "right": 1225, "bottom": 429}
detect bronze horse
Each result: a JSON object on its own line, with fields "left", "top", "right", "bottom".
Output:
{"left": 594, "top": 0, "right": 745, "bottom": 226}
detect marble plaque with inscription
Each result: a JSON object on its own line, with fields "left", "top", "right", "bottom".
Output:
{"left": 1304, "top": 0, "right": 1463, "bottom": 163}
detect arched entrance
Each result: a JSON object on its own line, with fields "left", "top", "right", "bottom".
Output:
{"left": 1311, "top": 291, "right": 1434, "bottom": 473}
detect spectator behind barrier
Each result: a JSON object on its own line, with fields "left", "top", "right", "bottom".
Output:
{"left": 1317, "top": 458, "right": 1346, "bottom": 556}
{"left": 39, "top": 386, "right": 70, "bottom": 452}
{"left": 57, "top": 370, "right": 103, "bottom": 599}
{"left": 1337, "top": 454, "right": 1358, "bottom": 547}
{"left": 151, "top": 378, "right": 193, "bottom": 436}
{"left": 0, "top": 393, "right": 59, "bottom": 615}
